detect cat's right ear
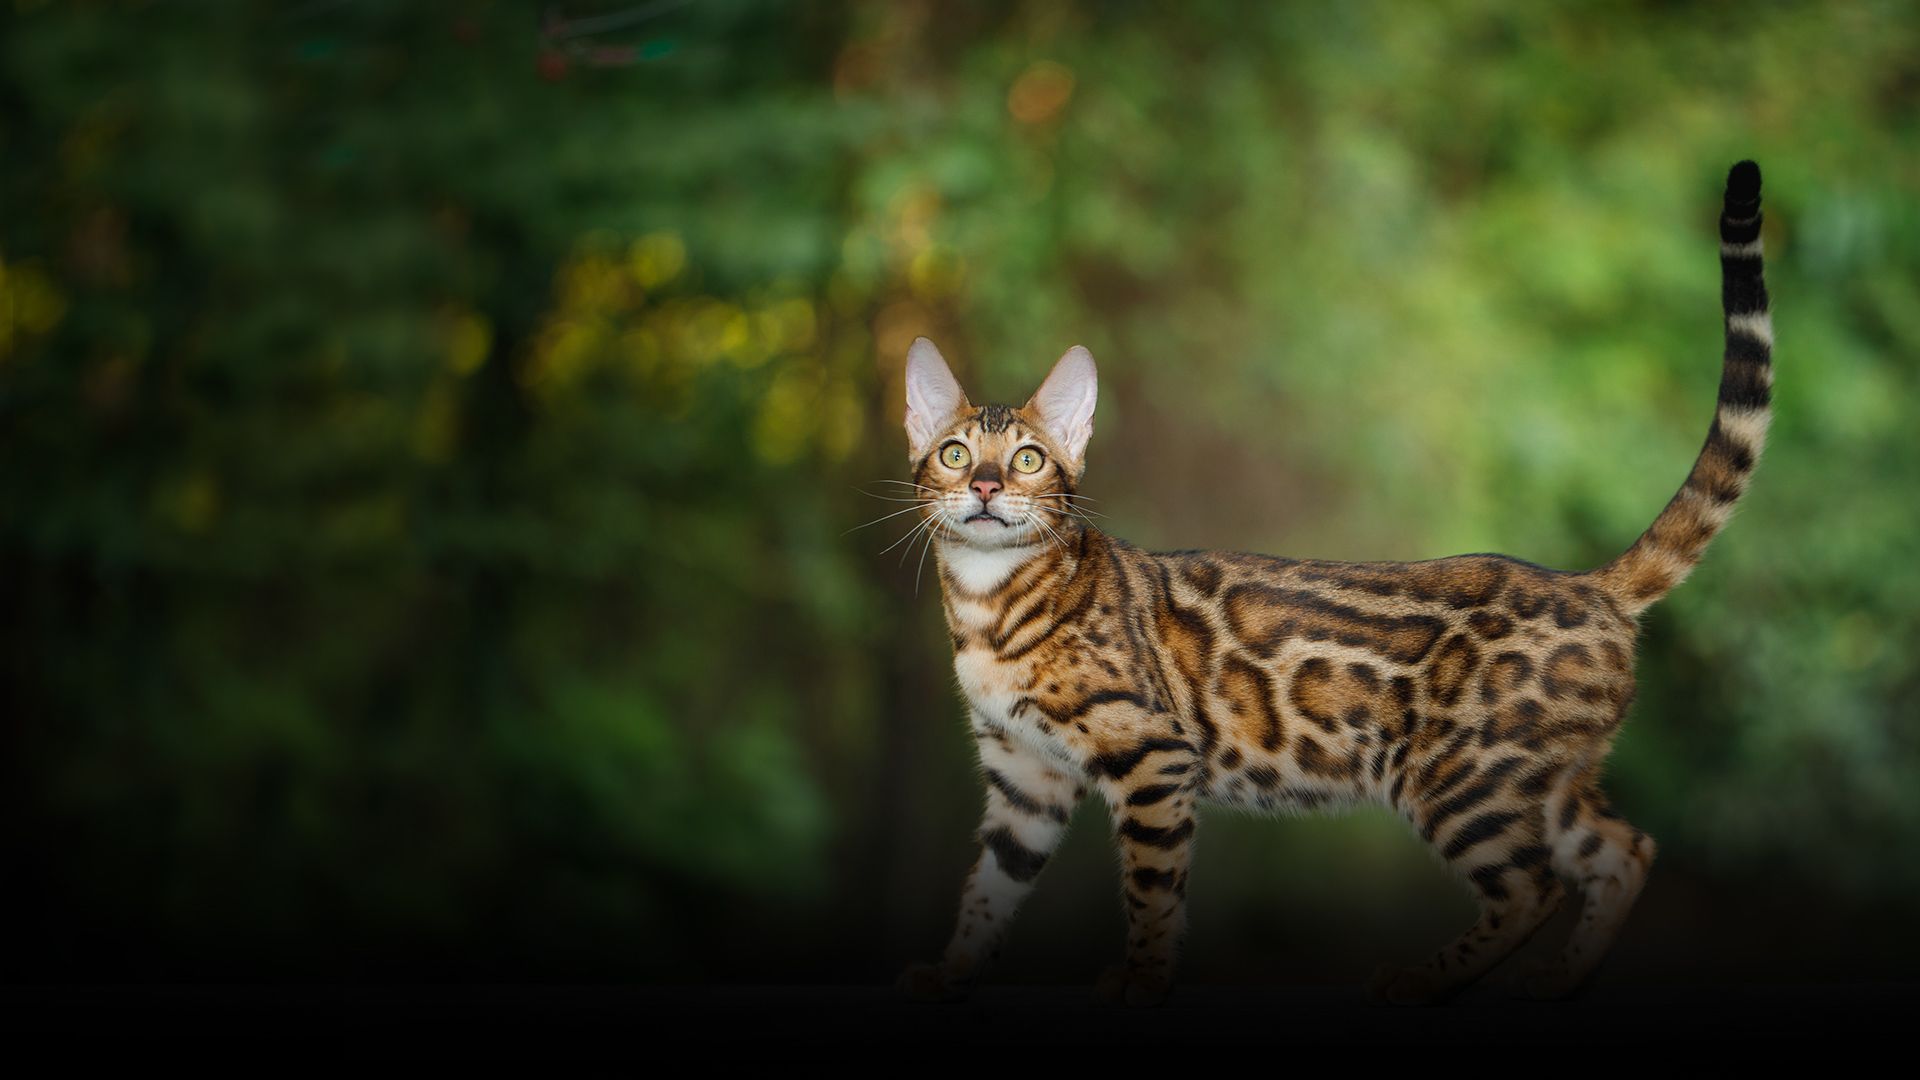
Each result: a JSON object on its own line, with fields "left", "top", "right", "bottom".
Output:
{"left": 1026, "top": 345, "right": 1097, "bottom": 467}
{"left": 905, "top": 337, "right": 970, "bottom": 460}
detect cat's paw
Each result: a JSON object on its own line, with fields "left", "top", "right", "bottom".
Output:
{"left": 1366, "top": 963, "right": 1443, "bottom": 1007}
{"left": 1092, "top": 964, "right": 1173, "bottom": 1008}
{"left": 895, "top": 962, "right": 970, "bottom": 1003}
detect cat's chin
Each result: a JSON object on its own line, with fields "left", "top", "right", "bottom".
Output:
{"left": 946, "top": 515, "right": 1041, "bottom": 550}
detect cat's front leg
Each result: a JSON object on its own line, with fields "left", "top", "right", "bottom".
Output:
{"left": 1093, "top": 743, "right": 1198, "bottom": 1007}
{"left": 897, "top": 722, "right": 1082, "bottom": 1002}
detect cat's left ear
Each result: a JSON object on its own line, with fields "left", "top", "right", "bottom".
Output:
{"left": 905, "top": 337, "right": 971, "bottom": 460}
{"left": 1026, "top": 346, "right": 1098, "bottom": 467}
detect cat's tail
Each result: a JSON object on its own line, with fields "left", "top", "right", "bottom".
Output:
{"left": 1591, "top": 161, "right": 1772, "bottom": 617}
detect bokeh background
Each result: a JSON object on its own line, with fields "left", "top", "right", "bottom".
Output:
{"left": 2, "top": 1, "right": 1916, "bottom": 987}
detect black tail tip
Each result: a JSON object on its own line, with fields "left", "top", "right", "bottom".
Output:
{"left": 1726, "top": 160, "right": 1762, "bottom": 207}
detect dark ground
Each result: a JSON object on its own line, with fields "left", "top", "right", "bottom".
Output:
{"left": 5, "top": 981, "right": 1915, "bottom": 1055}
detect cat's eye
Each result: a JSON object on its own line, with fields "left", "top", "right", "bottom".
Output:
{"left": 939, "top": 442, "right": 971, "bottom": 469}
{"left": 1011, "top": 447, "right": 1045, "bottom": 474}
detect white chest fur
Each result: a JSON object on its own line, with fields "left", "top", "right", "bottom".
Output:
{"left": 937, "top": 542, "right": 1043, "bottom": 636}
{"left": 940, "top": 541, "right": 1042, "bottom": 596}
{"left": 939, "top": 541, "right": 1084, "bottom": 770}
{"left": 952, "top": 627, "right": 1082, "bottom": 772}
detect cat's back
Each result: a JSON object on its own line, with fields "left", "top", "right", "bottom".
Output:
{"left": 1154, "top": 550, "right": 1630, "bottom": 649}
{"left": 1136, "top": 545, "right": 1640, "bottom": 797}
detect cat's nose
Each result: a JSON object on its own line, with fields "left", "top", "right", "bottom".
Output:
{"left": 970, "top": 478, "right": 1002, "bottom": 503}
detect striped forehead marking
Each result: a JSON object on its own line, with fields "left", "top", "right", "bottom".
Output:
{"left": 974, "top": 404, "right": 1017, "bottom": 433}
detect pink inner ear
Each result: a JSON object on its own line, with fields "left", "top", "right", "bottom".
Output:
{"left": 1030, "top": 346, "right": 1097, "bottom": 458}
{"left": 906, "top": 338, "right": 969, "bottom": 453}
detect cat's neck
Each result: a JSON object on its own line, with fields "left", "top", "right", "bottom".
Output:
{"left": 935, "top": 522, "right": 1093, "bottom": 603}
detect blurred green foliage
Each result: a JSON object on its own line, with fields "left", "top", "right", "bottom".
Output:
{"left": 1, "top": 1, "right": 1916, "bottom": 978}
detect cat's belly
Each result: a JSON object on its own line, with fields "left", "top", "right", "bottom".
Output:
{"left": 1190, "top": 676, "right": 1397, "bottom": 815}
{"left": 1196, "top": 761, "right": 1373, "bottom": 815}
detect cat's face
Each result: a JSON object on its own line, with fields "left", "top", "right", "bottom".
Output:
{"left": 903, "top": 338, "right": 1097, "bottom": 551}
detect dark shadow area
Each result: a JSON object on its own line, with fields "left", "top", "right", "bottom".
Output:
{"left": 5, "top": 982, "right": 1915, "bottom": 1053}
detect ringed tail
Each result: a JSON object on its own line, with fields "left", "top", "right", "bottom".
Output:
{"left": 1592, "top": 160, "right": 1773, "bottom": 616}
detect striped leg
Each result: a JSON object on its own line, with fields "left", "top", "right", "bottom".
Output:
{"left": 1094, "top": 743, "right": 1198, "bottom": 1007}
{"left": 898, "top": 722, "right": 1081, "bottom": 1001}
{"left": 1373, "top": 765, "right": 1564, "bottom": 1005}
{"left": 1516, "top": 778, "right": 1656, "bottom": 998}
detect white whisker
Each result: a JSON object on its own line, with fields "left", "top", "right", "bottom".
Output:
{"left": 843, "top": 502, "right": 934, "bottom": 535}
{"left": 880, "top": 511, "right": 941, "bottom": 557}
{"left": 1036, "top": 503, "right": 1100, "bottom": 529}
{"left": 1029, "top": 493, "right": 1109, "bottom": 519}
{"left": 914, "top": 517, "right": 950, "bottom": 594}
{"left": 1027, "top": 510, "right": 1071, "bottom": 556}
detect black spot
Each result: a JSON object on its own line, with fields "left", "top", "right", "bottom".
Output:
{"left": 1131, "top": 867, "right": 1180, "bottom": 893}
{"left": 1517, "top": 763, "right": 1560, "bottom": 798}
{"left": 1509, "top": 844, "right": 1552, "bottom": 870}
{"left": 1063, "top": 689, "right": 1152, "bottom": 721}
{"left": 1127, "top": 784, "right": 1182, "bottom": 807}
{"left": 1468, "top": 863, "right": 1510, "bottom": 902}
{"left": 1089, "top": 737, "right": 1194, "bottom": 780}
{"left": 1707, "top": 418, "right": 1757, "bottom": 474}
{"left": 980, "top": 826, "right": 1049, "bottom": 882}
{"left": 1118, "top": 818, "right": 1195, "bottom": 849}
{"left": 1551, "top": 595, "right": 1590, "bottom": 629}
{"left": 984, "top": 768, "right": 1066, "bottom": 823}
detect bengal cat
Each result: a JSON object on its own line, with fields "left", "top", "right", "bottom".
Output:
{"left": 892, "top": 162, "right": 1772, "bottom": 1006}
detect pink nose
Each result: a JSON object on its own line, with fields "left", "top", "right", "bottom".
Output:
{"left": 970, "top": 478, "right": 1002, "bottom": 503}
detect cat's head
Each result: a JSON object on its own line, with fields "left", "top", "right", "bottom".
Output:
{"left": 903, "top": 337, "right": 1097, "bottom": 550}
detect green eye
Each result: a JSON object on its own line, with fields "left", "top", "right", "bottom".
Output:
{"left": 1012, "top": 447, "right": 1044, "bottom": 474}
{"left": 939, "top": 442, "right": 971, "bottom": 469}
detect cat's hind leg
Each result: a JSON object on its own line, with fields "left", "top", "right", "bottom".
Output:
{"left": 1092, "top": 748, "right": 1199, "bottom": 1008}
{"left": 1371, "top": 767, "right": 1566, "bottom": 1006}
{"left": 1513, "top": 775, "right": 1656, "bottom": 999}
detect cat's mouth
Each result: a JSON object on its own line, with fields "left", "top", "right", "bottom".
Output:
{"left": 963, "top": 511, "right": 1010, "bottom": 527}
